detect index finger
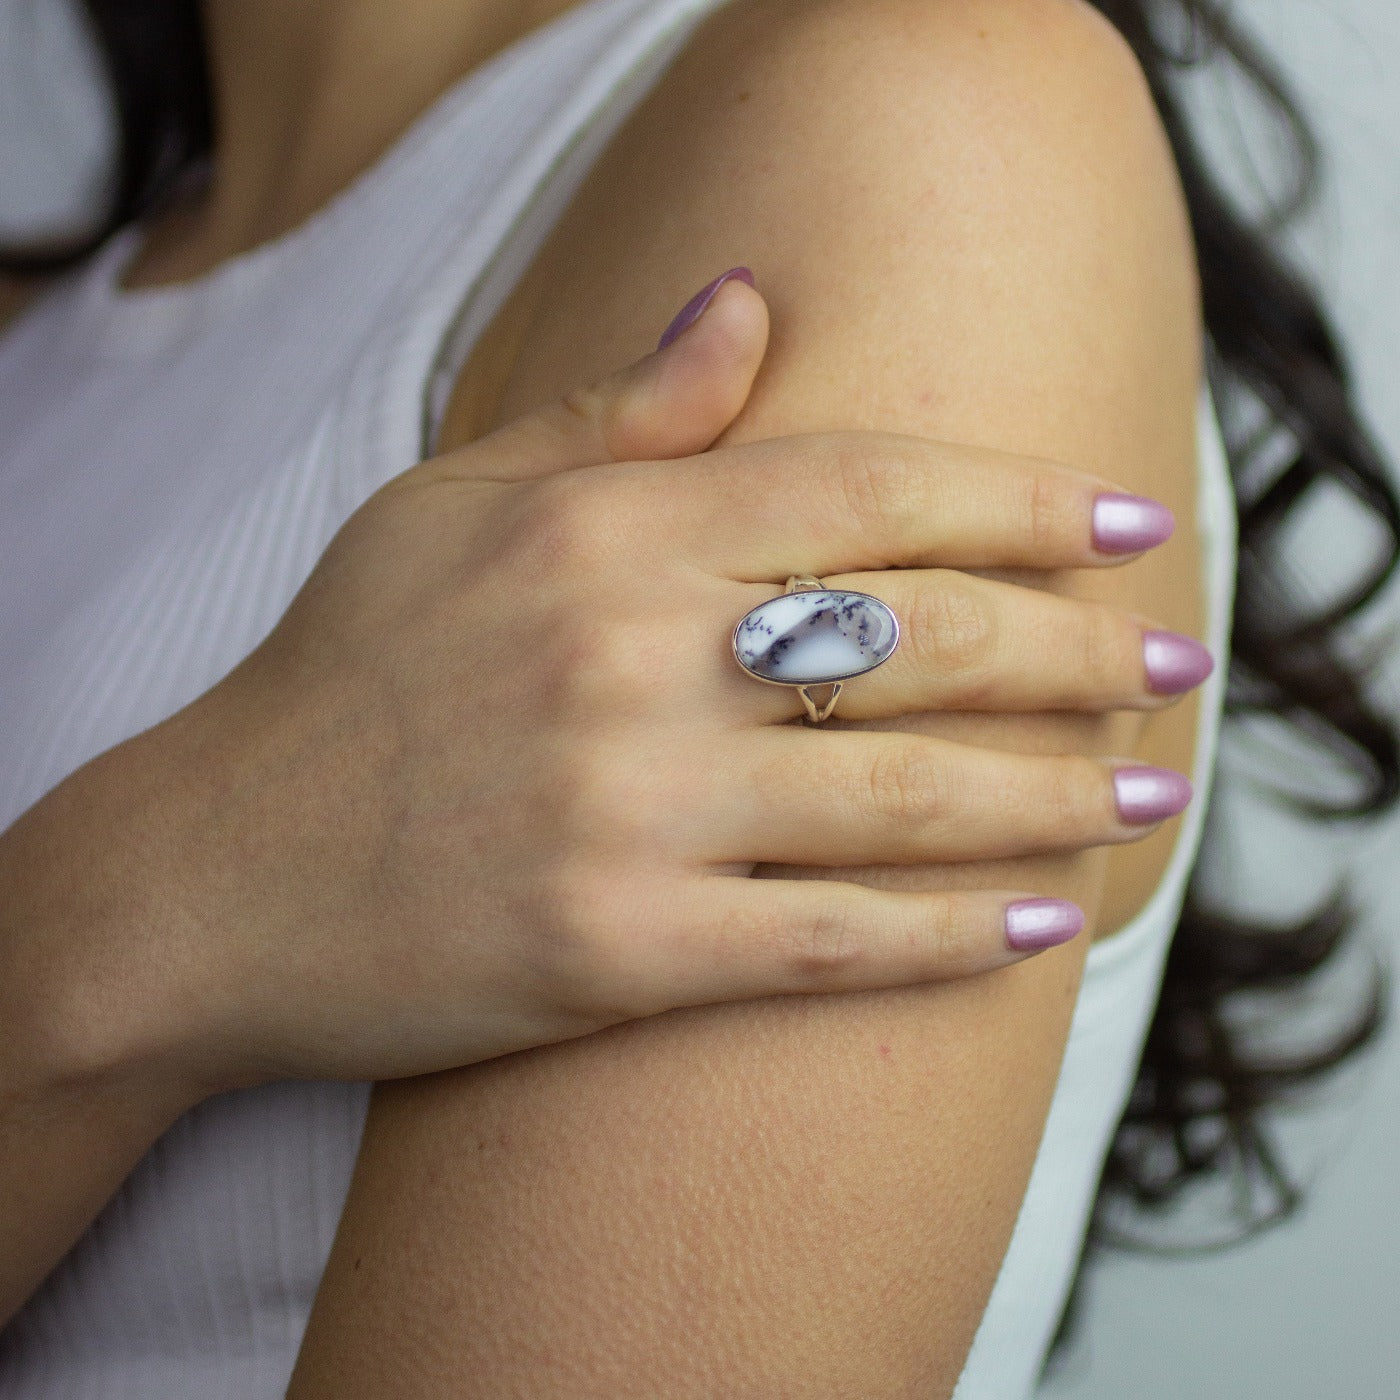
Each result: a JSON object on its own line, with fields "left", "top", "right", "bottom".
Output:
{"left": 625, "top": 431, "right": 1174, "bottom": 579}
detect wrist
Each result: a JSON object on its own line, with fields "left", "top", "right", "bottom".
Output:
{"left": 0, "top": 718, "right": 231, "bottom": 1117}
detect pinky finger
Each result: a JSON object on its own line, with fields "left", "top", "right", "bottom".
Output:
{"left": 638, "top": 876, "right": 1086, "bottom": 1011}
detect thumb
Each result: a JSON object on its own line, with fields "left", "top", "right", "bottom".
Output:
{"left": 458, "top": 268, "right": 768, "bottom": 483}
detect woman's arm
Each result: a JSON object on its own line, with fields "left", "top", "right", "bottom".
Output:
{"left": 288, "top": 0, "right": 1207, "bottom": 1395}
{"left": 0, "top": 248, "right": 1164, "bottom": 1328}
{"left": 0, "top": 270, "right": 216, "bottom": 1325}
{"left": 0, "top": 720, "right": 216, "bottom": 1324}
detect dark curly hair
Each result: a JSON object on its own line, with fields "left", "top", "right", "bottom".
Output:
{"left": 5, "top": 0, "right": 1398, "bottom": 1365}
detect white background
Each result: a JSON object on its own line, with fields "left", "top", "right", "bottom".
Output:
{"left": 2, "top": 2, "right": 1398, "bottom": 1396}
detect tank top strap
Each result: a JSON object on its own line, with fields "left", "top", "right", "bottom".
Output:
{"left": 323, "top": 0, "right": 734, "bottom": 516}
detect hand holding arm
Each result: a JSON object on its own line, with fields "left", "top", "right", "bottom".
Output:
{"left": 286, "top": 0, "right": 1212, "bottom": 1392}
{"left": 0, "top": 268, "right": 1192, "bottom": 1330}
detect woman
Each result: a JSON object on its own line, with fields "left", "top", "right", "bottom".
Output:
{"left": 0, "top": 0, "right": 1393, "bottom": 1396}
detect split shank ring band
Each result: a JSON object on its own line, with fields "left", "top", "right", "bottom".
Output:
{"left": 732, "top": 574, "right": 901, "bottom": 724}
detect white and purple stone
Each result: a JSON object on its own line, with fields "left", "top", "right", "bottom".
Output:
{"left": 733, "top": 590, "right": 900, "bottom": 685}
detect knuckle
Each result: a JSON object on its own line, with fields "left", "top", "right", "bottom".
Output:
{"left": 911, "top": 575, "right": 997, "bottom": 691}
{"left": 514, "top": 474, "right": 624, "bottom": 571}
{"left": 923, "top": 896, "right": 959, "bottom": 962}
{"left": 786, "top": 899, "right": 867, "bottom": 986}
{"left": 532, "top": 858, "right": 639, "bottom": 1005}
{"left": 833, "top": 443, "right": 916, "bottom": 535}
{"left": 1079, "top": 607, "right": 1129, "bottom": 694}
{"left": 532, "top": 853, "right": 596, "bottom": 942}
{"left": 1046, "top": 755, "right": 1110, "bottom": 834}
{"left": 550, "top": 738, "right": 651, "bottom": 844}
{"left": 548, "top": 611, "right": 655, "bottom": 712}
{"left": 1024, "top": 468, "right": 1068, "bottom": 553}
{"left": 864, "top": 741, "right": 946, "bottom": 829}
{"left": 557, "top": 378, "right": 649, "bottom": 463}
{"left": 556, "top": 380, "right": 615, "bottom": 445}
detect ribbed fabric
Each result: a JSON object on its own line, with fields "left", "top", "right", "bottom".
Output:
{"left": 0, "top": 0, "right": 1237, "bottom": 1393}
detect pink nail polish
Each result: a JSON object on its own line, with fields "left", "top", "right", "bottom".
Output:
{"left": 1143, "top": 630, "right": 1215, "bottom": 695}
{"left": 1114, "top": 766, "right": 1193, "bottom": 824}
{"left": 1093, "top": 494, "right": 1175, "bottom": 554}
{"left": 1005, "top": 898, "right": 1086, "bottom": 952}
{"left": 656, "top": 267, "right": 755, "bottom": 351}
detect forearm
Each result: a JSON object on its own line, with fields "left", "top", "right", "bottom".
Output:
{"left": 0, "top": 724, "right": 211, "bottom": 1325}
{"left": 0, "top": 1037, "right": 193, "bottom": 1327}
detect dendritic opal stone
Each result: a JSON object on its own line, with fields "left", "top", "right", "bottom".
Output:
{"left": 733, "top": 590, "right": 900, "bottom": 685}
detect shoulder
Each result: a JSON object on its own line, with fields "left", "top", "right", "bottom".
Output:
{"left": 687, "top": 0, "right": 1189, "bottom": 271}
{"left": 483, "top": 0, "right": 1201, "bottom": 461}
{"left": 670, "top": 0, "right": 1165, "bottom": 164}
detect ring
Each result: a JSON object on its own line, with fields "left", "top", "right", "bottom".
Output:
{"left": 732, "top": 574, "right": 901, "bottom": 724}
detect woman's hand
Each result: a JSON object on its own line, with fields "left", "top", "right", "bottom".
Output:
{"left": 23, "top": 274, "right": 1206, "bottom": 1098}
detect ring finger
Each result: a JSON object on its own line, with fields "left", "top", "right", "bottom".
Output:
{"left": 720, "top": 570, "right": 1213, "bottom": 723}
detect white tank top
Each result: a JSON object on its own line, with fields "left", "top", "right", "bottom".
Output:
{"left": 0, "top": 0, "right": 1237, "bottom": 1393}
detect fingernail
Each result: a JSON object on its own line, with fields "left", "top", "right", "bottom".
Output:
{"left": 656, "top": 267, "right": 755, "bottom": 351}
{"left": 1143, "top": 629, "right": 1215, "bottom": 695}
{"left": 1005, "top": 898, "right": 1086, "bottom": 952}
{"left": 1093, "top": 493, "right": 1175, "bottom": 554}
{"left": 1114, "top": 766, "right": 1193, "bottom": 824}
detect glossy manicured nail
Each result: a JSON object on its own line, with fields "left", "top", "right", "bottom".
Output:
{"left": 657, "top": 267, "right": 755, "bottom": 351}
{"left": 1093, "top": 493, "right": 1175, "bottom": 554}
{"left": 1143, "top": 630, "right": 1215, "bottom": 695}
{"left": 1005, "top": 898, "right": 1086, "bottom": 952}
{"left": 1114, "top": 766, "right": 1193, "bottom": 824}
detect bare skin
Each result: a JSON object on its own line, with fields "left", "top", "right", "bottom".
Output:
{"left": 0, "top": 0, "right": 1208, "bottom": 1390}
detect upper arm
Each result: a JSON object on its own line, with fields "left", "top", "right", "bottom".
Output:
{"left": 290, "top": 2, "right": 1207, "bottom": 1394}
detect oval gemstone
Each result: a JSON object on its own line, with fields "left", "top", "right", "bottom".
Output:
{"left": 733, "top": 589, "right": 899, "bottom": 685}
